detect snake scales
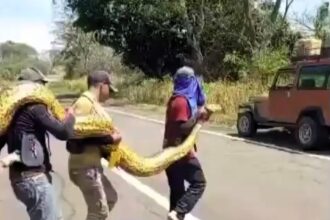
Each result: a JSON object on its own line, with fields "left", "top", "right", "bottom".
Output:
{"left": 0, "top": 82, "right": 214, "bottom": 177}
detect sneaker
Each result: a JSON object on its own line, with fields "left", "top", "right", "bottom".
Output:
{"left": 167, "top": 211, "right": 184, "bottom": 220}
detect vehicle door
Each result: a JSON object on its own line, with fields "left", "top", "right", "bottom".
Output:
{"left": 269, "top": 68, "right": 296, "bottom": 122}
{"left": 290, "top": 65, "right": 330, "bottom": 123}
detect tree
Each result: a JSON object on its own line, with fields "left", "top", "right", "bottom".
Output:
{"left": 283, "top": 0, "right": 295, "bottom": 20}
{"left": 0, "top": 42, "right": 51, "bottom": 79}
{"left": 53, "top": 19, "right": 116, "bottom": 78}
{"left": 294, "top": 2, "right": 330, "bottom": 39}
{"left": 270, "top": 0, "right": 282, "bottom": 22}
{"left": 0, "top": 41, "right": 37, "bottom": 61}
{"left": 63, "top": 0, "right": 191, "bottom": 78}
{"left": 52, "top": 2, "right": 118, "bottom": 79}
{"left": 60, "top": 0, "right": 299, "bottom": 81}
{"left": 314, "top": 2, "right": 330, "bottom": 39}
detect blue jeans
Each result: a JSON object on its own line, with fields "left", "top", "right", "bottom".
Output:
{"left": 11, "top": 173, "right": 59, "bottom": 220}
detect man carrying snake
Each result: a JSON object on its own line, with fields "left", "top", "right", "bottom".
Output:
{"left": 0, "top": 67, "right": 76, "bottom": 220}
{"left": 164, "top": 66, "right": 209, "bottom": 220}
{"left": 0, "top": 67, "right": 217, "bottom": 220}
{"left": 66, "top": 70, "right": 121, "bottom": 220}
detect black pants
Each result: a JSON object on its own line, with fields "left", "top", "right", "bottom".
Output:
{"left": 165, "top": 156, "right": 206, "bottom": 219}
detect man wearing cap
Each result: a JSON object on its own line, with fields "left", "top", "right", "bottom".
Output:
{"left": 66, "top": 70, "right": 121, "bottom": 220}
{"left": 163, "top": 66, "right": 209, "bottom": 220}
{"left": 0, "top": 67, "right": 75, "bottom": 220}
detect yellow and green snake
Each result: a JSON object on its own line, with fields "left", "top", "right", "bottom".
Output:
{"left": 0, "top": 82, "right": 217, "bottom": 177}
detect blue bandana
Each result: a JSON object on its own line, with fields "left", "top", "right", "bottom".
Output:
{"left": 173, "top": 67, "right": 206, "bottom": 118}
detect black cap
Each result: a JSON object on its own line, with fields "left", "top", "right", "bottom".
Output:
{"left": 87, "top": 70, "right": 118, "bottom": 93}
{"left": 17, "top": 67, "right": 49, "bottom": 83}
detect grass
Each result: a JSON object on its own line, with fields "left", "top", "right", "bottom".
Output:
{"left": 118, "top": 77, "right": 268, "bottom": 125}
{"left": 49, "top": 75, "right": 268, "bottom": 126}
{"left": 47, "top": 77, "right": 87, "bottom": 96}
{"left": 0, "top": 66, "right": 269, "bottom": 127}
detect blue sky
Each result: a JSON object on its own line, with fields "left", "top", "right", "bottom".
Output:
{"left": 0, "top": 0, "right": 326, "bottom": 52}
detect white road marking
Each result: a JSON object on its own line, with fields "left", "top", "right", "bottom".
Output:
{"left": 101, "top": 159, "right": 200, "bottom": 220}
{"left": 107, "top": 108, "right": 330, "bottom": 162}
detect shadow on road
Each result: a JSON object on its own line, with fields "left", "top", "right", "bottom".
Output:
{"left": 227, "top": 129, "right": 330, "bottom": 157}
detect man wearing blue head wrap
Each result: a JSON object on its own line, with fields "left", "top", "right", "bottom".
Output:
{"left": 163, "top": 66, "right": 208, "bottom": 220}
{"left": 173, "top": 67, "right": 206, "bottom": 117}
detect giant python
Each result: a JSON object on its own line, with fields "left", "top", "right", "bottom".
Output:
{"left": 0, "top": 82, "right": 218, "bottom": 177}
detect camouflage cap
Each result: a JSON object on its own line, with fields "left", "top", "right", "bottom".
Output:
{"left": 17, "top": 67, "right": 49, "bottom": 83}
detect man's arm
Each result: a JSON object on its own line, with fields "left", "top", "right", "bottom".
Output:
{"left": 180, "top": 117, "right": 198, "bottom": 135}
{"left": 180, "top": 106, "right": 211, "bottom": 132}
{"left": 31, "top": 104, "right": 75, "bottom": 140}
{"left": 0, "top": 135, "right": 18, "bottom": 169}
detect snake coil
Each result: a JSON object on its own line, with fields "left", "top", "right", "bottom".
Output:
{"left": 0, "top": 82, "right": 207, "bottom": 177}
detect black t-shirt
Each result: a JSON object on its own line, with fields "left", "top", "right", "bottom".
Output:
{"left": 0, "top": 103, "right": 75, "bottom": 180}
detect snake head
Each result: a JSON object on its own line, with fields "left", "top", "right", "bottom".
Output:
{"left": 205, "top": 104, "right": 222, "bottom": 114}
{"left": 204, "top": 104, "right": 222, "bottom": 120}
{"left": 196, "top": 104, "right": 221, "bottom": 123}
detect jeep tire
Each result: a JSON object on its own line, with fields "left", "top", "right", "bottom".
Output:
{"left": 295, "top": 116, "right": 327, "bottom": 150}
{"left": 237, "top": 112, "right": 257, "bottom": 137}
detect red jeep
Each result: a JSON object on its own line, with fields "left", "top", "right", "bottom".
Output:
{"left": 237, "top": 57, "right": 330, "bottom": 150}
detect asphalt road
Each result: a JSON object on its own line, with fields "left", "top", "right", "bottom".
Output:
{"left": 0, "top": 106, "right": 330, "bottom": 220}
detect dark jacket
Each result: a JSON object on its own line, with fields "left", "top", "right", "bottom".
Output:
{"left": 66, "top": 135, "right": 115, "bottom": 158}
{"left": 0, "top": 103, "right": 75, "bottom": 180}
